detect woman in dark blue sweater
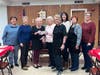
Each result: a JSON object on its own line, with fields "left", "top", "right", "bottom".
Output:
{"left": 18, "top": 16, "right": 32, "bottom": 70}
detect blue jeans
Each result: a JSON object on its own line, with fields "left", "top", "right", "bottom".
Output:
{"left": 81, "top": 42, "right": 94, "bottom": 69}
{"left": 9, "top": 45, "right": 19, "bottom": 65}
{"left": 69, "top": 48, "right": 79, "bottom": 69}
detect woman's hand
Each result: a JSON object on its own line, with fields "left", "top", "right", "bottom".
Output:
{"left": 75, "top": 45, "right": 79, "bottom": 50}
{"left": 20, "top": 43, "right": 24, "bottom": 47}
{"left": 87, "top": 43, "right": 91, "bottom": 46}
{"left": 60, "top": 44, "right": 65, "bottom": 51}
{"left": 34, "top": 31, "right": 41, "bottom": 35}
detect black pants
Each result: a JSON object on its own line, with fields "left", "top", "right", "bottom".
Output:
{"left": 81, "top": 42, "right": 94, "bottom": 69}
{"left": 46, "top": 42, "right": 55, "bottom": 66}
{"left": 54, "top": 48, "right": 63, "bottom": 71}
{"left": 20, "top": 42, "right": 29, "bottom": 68}
{"left": 62, "top": 48, "right": 69, "bottom": 62}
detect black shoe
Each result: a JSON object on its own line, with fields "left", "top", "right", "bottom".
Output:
{"left": 69, "top": 67, "right": 73, "bottom": 69}
{"left": 15, "top": 64, "right": 19, "bottom": 67}
{"left": 33, "top": 64, "right": 38, "bottom": 69}
{"left": 85, "top": 69, "right": 90, "bottom": 72}
{"left": 71, "top": 67, "right": 79, "bottom": 71}
{"left": 57, "top": 71, "right": 62, "bottom": 75}
{"left": 10, "top": 65, "right": 14, "bottom": 69}
{"left": 51, "top": 66, "right": 55, "bottom": 69}
{"left": 48, "top": 64, "right": 52, "bottom": 67}
{"left": 37, "top": 64, "right": 42, "bottom": 67}
{"left": 81, "top": 67, "right": 86, "bottom": 70}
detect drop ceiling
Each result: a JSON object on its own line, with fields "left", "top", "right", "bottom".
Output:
{"left": 0, "top": 0, "right": 100, "bottom": 6}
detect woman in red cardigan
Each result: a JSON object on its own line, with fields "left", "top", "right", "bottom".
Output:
{"left": 81, "top": 12, "right": 96, "bottom": 72}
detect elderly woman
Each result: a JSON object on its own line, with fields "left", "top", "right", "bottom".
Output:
{"left": 31, "top": 17, "right": 45, "bottom": 68}
{"left": 18, "top": 16, "right": 32, "bottom": 70}
{"left": 53, "top": 14, "right": 67, "bottom": 75}
{"left": 2, "top": 16, "right": 19, "bottom": 68}
{"left": 81, "top": 12, "right": 96, "bottom": 72}
{"left": 45, "top": 16, "right": 56, "bottom": 68}
{"left": 67, "top": 16, "right": 82, "bottom": 71}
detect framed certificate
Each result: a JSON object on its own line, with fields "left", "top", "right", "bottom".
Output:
{"left": 38, "top": 9, "right": 46, "bottom": 19}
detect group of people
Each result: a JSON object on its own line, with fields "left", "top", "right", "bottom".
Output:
{"left": 2, "top": 11, "right": 96, "bottom": 75}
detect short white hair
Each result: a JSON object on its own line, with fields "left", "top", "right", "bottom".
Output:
{"left": 35, "top": 17, "right": 43, "bottom": 22}
{"left": 22, "top": 16, "right": 28, "bottom": 20}
{"left": 46, "top": 16, "right": 54, "bottom": 21}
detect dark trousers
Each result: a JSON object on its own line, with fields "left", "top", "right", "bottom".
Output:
{"left": 32, "top": 50, "right": 40, "bottom": 64}
{"left": 20, "top": 42, "right": 29, "bottom": 68}
{"left": 54, "top": 48, "right": 63, "bottom": 71}
{"left": 62, "top": 48, "right": 69, "bottom": 62}
{"left": 46, "top": 42, "right": 55, "bottom": 66}
{"left": 69, "top": 47, "right": 79, "bottom": 69}
{"left": 81, "top": 42, "right": 94, "bottom": 69}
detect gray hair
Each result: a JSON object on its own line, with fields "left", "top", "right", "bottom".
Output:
{"left": 46, "top": 16, "right": 54, "bottom": 21}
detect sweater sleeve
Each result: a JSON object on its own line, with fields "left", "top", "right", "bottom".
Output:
{"left": 17, "top": 26, "right": 22, "bottom": 43}
{"left": 89, "top": 22, "right": 96, "bottom": 43}
{"left": 2, "top": 26, "right": 8, "bottom": 45}
{"left": 75, "top": 25, "right": 82, "bottom": 46}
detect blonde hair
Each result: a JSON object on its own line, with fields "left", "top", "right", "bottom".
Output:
{"left": 54, "top": 14, "right": 61, "bottom": 21}
{"left": 22, "top": 16, "right": 28, "bottom": 21}
{"left": 46, "top": 16, "right": 54, "bottom": 21}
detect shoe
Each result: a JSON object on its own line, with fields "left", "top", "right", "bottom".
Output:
{"left": 15, "top": 64, "right": 19, "bottom": 67}
{"left": 37, "top": 64, "right": 42, "bottom": 67}
{"left": 81, "top": 66, "right": 86, "bottom": 70}
{"left": 71, "top": 67, "right": 78, "bottom": 71}
{"left": 22, "top": 67, "right": 28, "bottom": 70}
{"left": 57, "top": 71, "right": 62, "bottom": 75}
{"left": 52, "top": 68, "right": 57, "bottom": 72}
{"left": 33, "top": 64, "right": 38, "bottom": 68}
{"left": 48, "top": 64, "right": 52, "bottom": 67}
{"left": 51, "top": 66, "right": 55, "bottom": 69}
{"left": 69, "top": 67, "right": 73, "bottom": 69}
{"left": 10, "top": 65, "right": 14, "bottom": 69}
{"left": 85, "top": 69, "right": 90, "bottom": 72}
{"left": 25, "top": 64, "right": 30, "bottom": 67}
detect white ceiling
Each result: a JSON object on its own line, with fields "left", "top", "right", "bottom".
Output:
{"left": 0, "top": 0, "right": 100, "bottom": 6}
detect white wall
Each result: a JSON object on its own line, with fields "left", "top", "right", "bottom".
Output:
{"left": 0, "top": 6, "right": 8, "bottom": 45}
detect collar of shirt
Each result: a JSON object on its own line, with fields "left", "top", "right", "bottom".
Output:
{"left": 10, "top": 24, "right": 18, "bottom": 28}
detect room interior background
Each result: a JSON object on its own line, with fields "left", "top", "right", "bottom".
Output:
{"left": 7, "top": 4, "right": 100, "bottom": 47}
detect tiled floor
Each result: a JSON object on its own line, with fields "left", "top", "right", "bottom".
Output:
{"left": 10, "top": 66, "right": 89, "bottom": 75}
{"left": 0, "top": 52, "right": 90, "bottom": 75}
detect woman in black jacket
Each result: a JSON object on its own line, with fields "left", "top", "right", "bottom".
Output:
{"left": 31, "top": 17, "right": 45, "bottom": 68}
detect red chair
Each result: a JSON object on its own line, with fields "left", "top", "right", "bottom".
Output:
{"left": 0, "top": 51, "right": 12, "bottom": 75}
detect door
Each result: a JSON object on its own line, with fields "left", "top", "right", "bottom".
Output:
{"left": 72, "top": 11, "right": 85, "bottom": 25}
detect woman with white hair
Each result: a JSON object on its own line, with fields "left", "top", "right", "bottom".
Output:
{"left": 31, "top": 17, "right": 45, "bottom": 68}
{"left": 45, "top": 16, "right": 56, "bottom": 68}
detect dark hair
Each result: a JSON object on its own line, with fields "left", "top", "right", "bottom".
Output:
{"left": 10, "top": 16, "right": 17, "bottom": 21}
{"left": 60, "top": 12, "right": 69, "bottom": 22}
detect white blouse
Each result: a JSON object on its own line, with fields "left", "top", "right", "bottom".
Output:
{"left": 62, "top": 21, "right": 71, "bottom": 33}
{"left": 45, "top": 24, "right": 55, "bottom": 43}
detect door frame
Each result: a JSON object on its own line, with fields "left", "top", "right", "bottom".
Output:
{"left": 70, "top": 8, "right": 87, "bottom": 18}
